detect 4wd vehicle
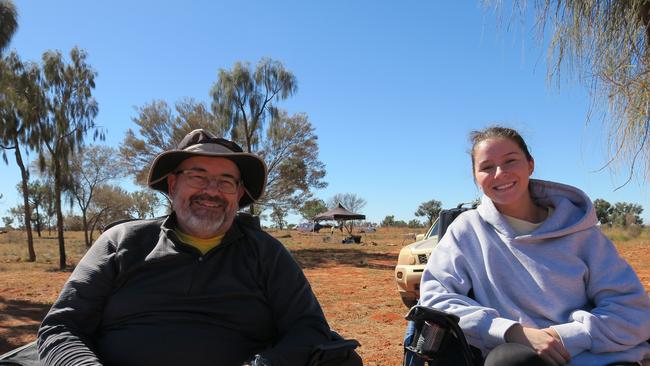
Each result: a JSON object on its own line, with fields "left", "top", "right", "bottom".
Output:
{"left": 394, "top": 203, "right": 476, "bottom": 307}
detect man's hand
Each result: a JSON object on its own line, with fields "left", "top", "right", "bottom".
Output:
{"left": 505, "top": 324, "right": 571, "bottom": 366}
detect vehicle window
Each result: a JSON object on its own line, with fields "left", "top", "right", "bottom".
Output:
{"left": 425, "top": 219, "right": 439, "bottom": 240}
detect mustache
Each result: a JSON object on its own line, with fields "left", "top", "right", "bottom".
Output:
{"left": 190, "top": 194, "right": 227, "bottom": 206}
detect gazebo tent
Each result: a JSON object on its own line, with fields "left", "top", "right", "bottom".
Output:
{"left": 313, "top": 203, "right": 366, "bottom": 222}
{"left": 314, "top": 204, "right": 366, "bottom": 240}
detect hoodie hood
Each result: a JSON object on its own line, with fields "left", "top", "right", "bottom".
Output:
{"left": 477, "top": 179, "right": 598, "bottom": 242}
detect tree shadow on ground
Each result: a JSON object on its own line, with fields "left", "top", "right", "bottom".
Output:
{"left": 0, "top": 297, "right": 50, "bottom": 354}
{"left": 291, "top": 248, "right": 397, "bottom": 270}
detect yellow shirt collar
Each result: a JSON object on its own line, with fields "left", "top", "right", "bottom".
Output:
{"left": 175, "top": 230, "right": 224, "bottom": 255}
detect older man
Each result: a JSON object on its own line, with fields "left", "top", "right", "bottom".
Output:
{"left": 37, "top": 130, "right": 337, "bottom": 366}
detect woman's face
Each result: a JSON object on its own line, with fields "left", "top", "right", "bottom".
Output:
{"left": 473, "top": 137, "right": 534, "bottom": 213}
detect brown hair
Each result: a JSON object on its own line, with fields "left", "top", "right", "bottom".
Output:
{"left": 469, "top": 126, "right": 533, "bottom": 173}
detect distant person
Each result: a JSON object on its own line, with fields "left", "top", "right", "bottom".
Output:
{"left": 37, "top": 129, "right": 343, "bottom": 366}
{"left": 415, "top": 126, "right": 650, "bottom": 365}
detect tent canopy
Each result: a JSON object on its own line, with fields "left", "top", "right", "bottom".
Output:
{"left": 314, "top": 203, "right": 365, "bottom": 221}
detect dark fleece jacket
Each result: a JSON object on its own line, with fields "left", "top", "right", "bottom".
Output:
{"left": 38, "top": 214, "right": 331, "bottom": 366}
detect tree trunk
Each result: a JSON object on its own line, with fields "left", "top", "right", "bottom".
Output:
{"left": 54, "top": 160, "right": 66, "bottom": 270}
{"left": 82, "top": 209, "right": 90, "bottom": 248}
{"left": 34, "top": 208, "right": 42, "bottom": 237}
{"left": 14, "top": 140, "right": 36, "bottom": 262}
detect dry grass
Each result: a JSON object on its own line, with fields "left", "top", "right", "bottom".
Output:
{"left": 0, "top": 226, "right": 647, "bottom": 365}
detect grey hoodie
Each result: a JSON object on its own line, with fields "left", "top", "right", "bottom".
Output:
{"left": 420, "top": 179, "right": 650, "bottom": 365}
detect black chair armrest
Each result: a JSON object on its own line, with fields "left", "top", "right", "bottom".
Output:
{"left": 307, "top": 331, "right": 362, "bottom": 366}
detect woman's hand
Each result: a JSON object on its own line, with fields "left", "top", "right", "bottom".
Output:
{"left": 505, "top": 324, "right": 571, "bottom": 365}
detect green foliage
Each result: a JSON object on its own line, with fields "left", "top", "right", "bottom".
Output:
{"left": 0, "top": 0, "right": 17, "bottom": 54}
{"left": 260, "top": 111, "right": 327, "bottom": 210}
{"left": 1, "top": 215, "right": 13, "bottom": 229}
{"left": 593, "top": 198, "right": 613, "bottom": 225}
{"left": 593, "top": 198, "right": 643, "bottom": 226}
{"left": 381, "top": 215, "right": 395, "bottom": 227}
{"left": 17, "top": 179, "right": 53, "bottom": 236}
{"left": 122, "top": 59, "right": 326, "bottom": 215}
{"left": 66, "top": 145, "right": 125, "bottom": 247}
{"left": 299, "top": 198, "right": 327, "bottom": 220}
{"left": 87, "top": 184, "right": 134, "bottom": 242}
{"left": 611, "top": 202, "right": 644, "bottom": 226}
{"left": 120, "top": 99, "right": 220, "bottom": 185}
{"left": 407, "top": 219, "right": 423, "bottom": 228}
{"left": 209, "top": 59, "right": 325, "bottom": 214}
{"left": 38, "top": 47, "right": 102, "bottom": 268}
{"left": 381, "top": 215, "right": 408, "bottom": 227}
{"left": 130, "top": 190, "right": 161, "bottom": 219}
{"left": 210, "top": 58, "right": 297, "bottom": 152}
{"left": 270, "top": 204, "right": 288, "bottom": 229}
{"left": 414, "top": 199, "right": 442, "bottom": 226}
{"left": 0, "top": 51, "right": 45, "bottom": 261}
{"left": 8, "top": 205, "right": 23, "bottom": 228}
{"left": 490, "top": 0, "right": 650, "bottom": 180}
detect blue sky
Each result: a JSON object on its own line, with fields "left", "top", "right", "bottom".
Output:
{"left": 2, "top": 0, "right": 648, "bottom": 225}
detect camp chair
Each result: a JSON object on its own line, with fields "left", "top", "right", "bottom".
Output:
{"left": 309, "top": 331, "right": 363, "bottom": 366}
{"left": 0, "top": 341, "right": 38, "bottom": 366}
{"left": 403, "top": 203, "right": 480, "bottom": 366}
{"left": 403, "top": 305, "right": 481, "bottom": 366}
{"left": 0, "top": 331, "right": 362, "bottom": 366}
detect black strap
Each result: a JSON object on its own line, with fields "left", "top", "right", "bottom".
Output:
{"left": 405, "top": 306, "right": 475, "bottom": 366}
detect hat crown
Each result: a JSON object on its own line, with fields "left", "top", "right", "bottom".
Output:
{"left": 179, "top": 129, "right": 244, "bottom": 153}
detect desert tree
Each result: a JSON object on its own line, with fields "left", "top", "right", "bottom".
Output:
{"left": 381, "top": 215, "right": 396, "bottom": 227}
{"left": 29, "top": 161, "right": 56, "bottom": 234}
{"left": 17, "top": 180, "right": 50, "bottom": 237}
{"left": 270, "top": 204, "right": 288, "bottom": 229}
{"left": 130, "top": 190, "right": 161, "bottom": 219}
{"left": 2, "top": 216, "right": 13, "bottom": 229}
{"left": 0, "top": 0, "right": 17, "bottom": 54}
{"left": 299, "top": 198, "right": 328, "bottom": 221}
{"left": 8, "top": 205, "right": 24, "bottom": 228}
{"left": 611, "top": 202, "right": 644, "bottom": 226}
{"left": 0, "top": 52, "right": 46, "bottom": 261}
{"left": 67, "top": 145, "right": 125, "bottom": 247}
{"left": 86, "top": 185, "right": 134, "bottom": 243}
{"left": 593, "top": 198, "right": 613, "bottom": 225}
{"left": 210, "top": 58, "right": 296, "bottom": 153}
{"left": 258, "top": 111, "right": 327, "bottom": 212}
{"left": 123, "top": 60, "right": 326, "bottom": 215}
{"left": 120, "top": 98, "right": 222, "bottom": 185}
{"left": 415, "top": 199, "right": 442, "bottom": 227}
{"left": 37, "top": 47, "right": 102, "bottom": 269}
{"left": 210, "top": 59, "right": 326, "bottom": 214}
{"left": 488, "top": 0, "right": 650, "bottom": 184}
{"left": 327, "top": 193, "right": 367, "bottom": 213}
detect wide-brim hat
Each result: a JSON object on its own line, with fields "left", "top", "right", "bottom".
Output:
{"left": 147, "top": 129, "right": 267, "bottom": 208}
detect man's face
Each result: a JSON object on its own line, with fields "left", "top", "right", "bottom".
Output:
{"left": 167, "top": 156, "right": 244, "bottom": 238}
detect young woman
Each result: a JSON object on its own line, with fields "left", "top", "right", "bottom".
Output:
{"left": 419, "top": 126, "right": 650, "bottom": 366}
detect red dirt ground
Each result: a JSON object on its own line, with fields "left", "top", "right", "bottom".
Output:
{"left": 0, "top": 229, "right": 648, "bottom": 365}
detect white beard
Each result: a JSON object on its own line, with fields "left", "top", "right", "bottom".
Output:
{"left": 172, "top": 192, "right": 234, "bottom": 237}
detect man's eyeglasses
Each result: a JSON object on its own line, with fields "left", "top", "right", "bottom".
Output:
{"left": 174, "top": 170, "right": 241, "bottom": 194}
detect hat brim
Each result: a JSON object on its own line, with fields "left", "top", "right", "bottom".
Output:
{"left": 147, "top": 150, "right": 267, "bottom": 208}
